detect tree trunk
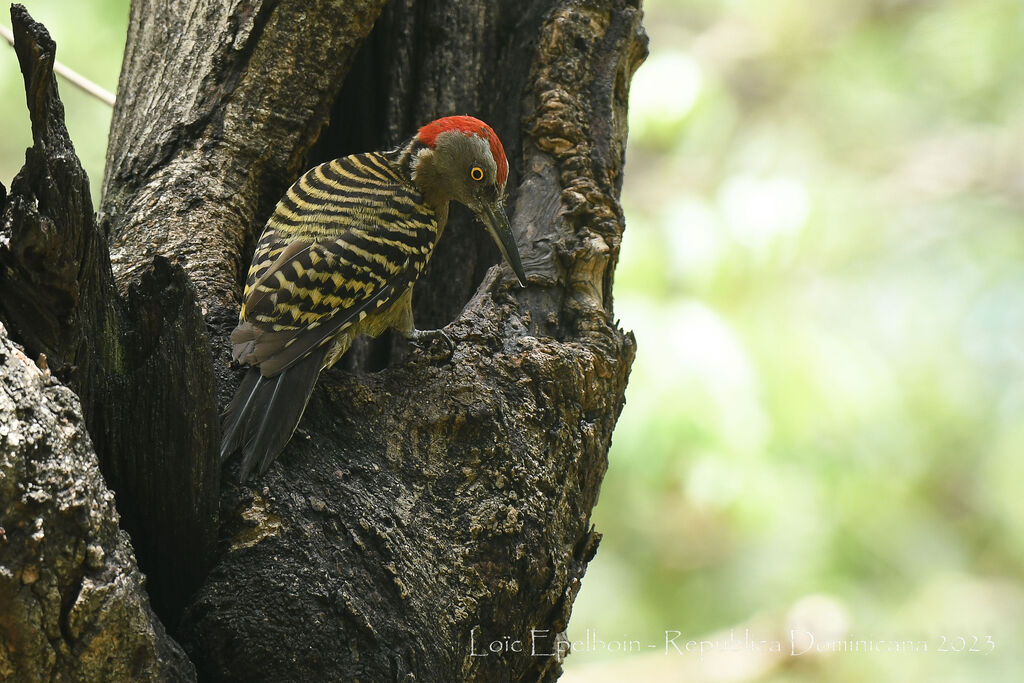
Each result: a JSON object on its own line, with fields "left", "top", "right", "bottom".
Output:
{"left": 0, "top": 9, "right": 197, "bottom": 678}
{"left": 0, "top": 0, "right": 646, "bottom": 679}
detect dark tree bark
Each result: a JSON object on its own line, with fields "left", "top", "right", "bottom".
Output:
{"left": 0, "top": 324, "right": 195, "bottom": 681}
{"left": 0, "top": 0, "right": 646, "bottom": 680}
{"left": 0, "top": 4, "right": 219, "bottom": 625}
{"left": 0, "top": 13, "right": 194, "bottom": 677}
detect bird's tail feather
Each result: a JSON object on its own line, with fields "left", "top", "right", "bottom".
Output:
{"left": 220, "top": 351, "right": 324, "bottom": 481}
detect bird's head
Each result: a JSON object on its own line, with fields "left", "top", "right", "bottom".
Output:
{"left": 412, "top": 116, "right": 526, "bottom": 286}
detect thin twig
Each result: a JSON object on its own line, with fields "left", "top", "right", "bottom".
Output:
{"left": 1, "top": 22, "right": 115, "bottom": 107}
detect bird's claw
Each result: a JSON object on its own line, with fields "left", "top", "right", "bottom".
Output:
{"left": 407, "top": 328, "right": 455, "bottom": 361}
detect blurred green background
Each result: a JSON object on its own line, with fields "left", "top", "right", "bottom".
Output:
{"left": 3, "top": 1, "right": 1022, "bottom": 681}
{"left": 1, "top": 1, "right": 122, "bottom": 206}
{"left": 567, "top": 0, "right": 1024, "bottom": 681}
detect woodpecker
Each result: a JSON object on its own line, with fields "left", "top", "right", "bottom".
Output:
{"left": 221, "top": 116, "right": 526, "bottom": 481}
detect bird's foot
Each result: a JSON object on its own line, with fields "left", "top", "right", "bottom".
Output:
{"left": 407, "top": 328, "right": 455, "bottom": 362}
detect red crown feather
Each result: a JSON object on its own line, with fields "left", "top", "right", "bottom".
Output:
{"left": 417, "top": 116, "right": 509, "bottom": 187}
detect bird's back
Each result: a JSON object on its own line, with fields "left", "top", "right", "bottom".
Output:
{"left": 222, "top": 151, "right": 443, "bottom": 480}
{"left": 221, "top": 115, "right": 518, "bottom": 481}
{"left": 232, "top": 152, "right": 442, "bottom": 376}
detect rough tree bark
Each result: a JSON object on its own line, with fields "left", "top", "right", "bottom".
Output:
{"left": 0, "top": 324, "right": 195, "bottom": 680}
{"left": 0, "top": 8, "right": 196, "bottom": 679}
{"left": 1, "top": 0, "right": 646, "bottom": 680}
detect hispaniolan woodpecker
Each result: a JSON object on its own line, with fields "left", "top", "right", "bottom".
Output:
{"left": 221, "top": 116, "right": 526, "bottom": 481}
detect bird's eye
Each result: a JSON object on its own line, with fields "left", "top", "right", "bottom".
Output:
{"left": 470, "top": 165, "right": 485, "bottom": 182}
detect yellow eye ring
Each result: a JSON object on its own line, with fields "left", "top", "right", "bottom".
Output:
{"left": 470, "top": 166, "right": 485, "bottom": 182}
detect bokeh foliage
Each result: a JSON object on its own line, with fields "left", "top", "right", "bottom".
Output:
{"left": 0, "top": 0, "right": 125, "bottom": 205}
{"left": 568, "top": 0, "right": 1024, "bottom": 680}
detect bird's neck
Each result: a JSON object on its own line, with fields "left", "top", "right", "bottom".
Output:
{"left": 389, "top": 136, "right": 422, "bottom": 183}
{"left": 387, "top": 136, "right": 451, "bottom": 233}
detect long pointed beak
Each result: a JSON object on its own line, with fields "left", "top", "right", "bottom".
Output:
{"left": 478, "top": 201, "right": 527, "bottom": 287}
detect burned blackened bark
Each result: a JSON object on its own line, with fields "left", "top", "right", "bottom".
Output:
{"left": 2, "top": 0, "right": 645, "bottom": 679}
{"left": 0, "top": 323, "right": 195, "bottom": 681}
{"left": 0, "top": 4, "right": 217, "bottom": 628}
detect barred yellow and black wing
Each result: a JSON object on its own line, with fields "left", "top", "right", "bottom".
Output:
{"left": 221, "top": 152, "right": 440, "bottom": 480}
{"left": 231, "top": 153, "right": 439, "bottom": 375}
